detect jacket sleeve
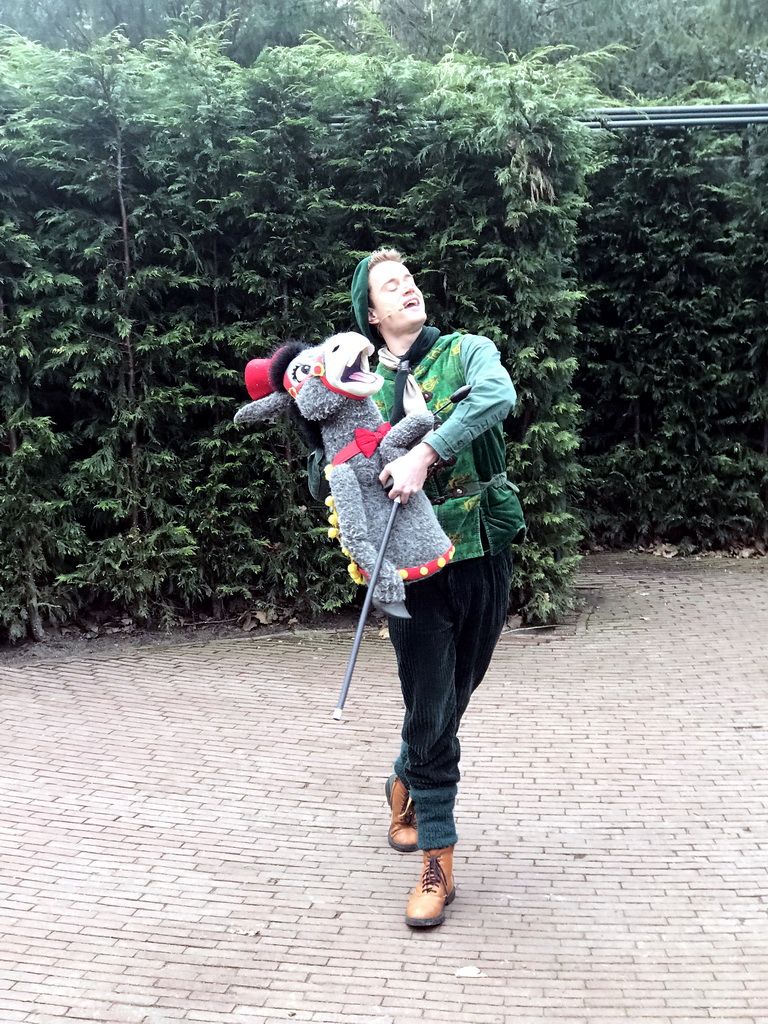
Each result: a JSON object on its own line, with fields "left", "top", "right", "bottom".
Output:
{"left": 427, "top": 334, "right": 516, "bottom": 462}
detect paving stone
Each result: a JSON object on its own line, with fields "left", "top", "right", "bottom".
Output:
{"left": 0, "top": 552, "right": 767, "bottom": 1023}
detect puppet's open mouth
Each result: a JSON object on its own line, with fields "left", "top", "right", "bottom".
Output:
{"left": 316, "top": 332, "right": 383, "bottom": 400}
{"left": 341, "top": 351, "right": 378, "bottom": 386}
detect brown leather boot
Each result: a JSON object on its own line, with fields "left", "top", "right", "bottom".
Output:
{"left": 385, "top": 774, "right": 418, "bottom": 852}
{"left": 405, "top": 846, "right": 456, "bottom": 928}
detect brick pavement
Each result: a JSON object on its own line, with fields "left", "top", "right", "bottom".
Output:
{"left": 1, "top": 551, "right": 767, "bottom": 1024}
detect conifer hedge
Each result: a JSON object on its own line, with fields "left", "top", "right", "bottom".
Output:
{"left": 577, "top": 118, "right": 768, "bottom": 550}
{"left": 0, "top": 30, "right": 605, "bottom": 641}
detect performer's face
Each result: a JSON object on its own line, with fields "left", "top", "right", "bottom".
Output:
{"left": 367, "top": 260, "right": 427, "bottom": 337}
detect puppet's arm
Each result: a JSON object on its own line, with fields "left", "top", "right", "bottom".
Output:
{"left": 379, "top": 411, "right": 434, "bottom": 462}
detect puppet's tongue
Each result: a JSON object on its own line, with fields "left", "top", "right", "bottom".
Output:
{"left": 341, "top": 350, "right": 374, "bottom": 384}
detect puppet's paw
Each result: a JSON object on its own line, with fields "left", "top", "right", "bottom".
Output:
{"left": 234, "top": 392, "right": 291, "bottom": 427}
{"left": 234, "top": 402, "right": 264, "bottom": 426}
{"left": 374, "top": 598, "right": 411, "bottom": 620}
{"left": 372, "top": 574, "right": 409, "bottom": 618}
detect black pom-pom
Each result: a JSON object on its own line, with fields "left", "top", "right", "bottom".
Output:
{"left": 269, "top": 342, "right": 306, "bottom": 392}
{"left": 268, "top": 340, "right": 324, "bottom": 455}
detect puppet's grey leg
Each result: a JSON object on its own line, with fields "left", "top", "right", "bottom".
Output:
{"left": 330, "top": 465, "right": 378, "bottom": 568}
{"left": 339, "top": 530, "right": 408, "bottom": 613}
{"left": 370, "top": 558, "right": 408, "bottom": 617}
{"left": 330, "top": 465, "right": 408, "bottom": 614}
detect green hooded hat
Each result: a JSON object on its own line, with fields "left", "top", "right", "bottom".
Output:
{"left": 351, "top": 256, "right": 378, "bottom": 344}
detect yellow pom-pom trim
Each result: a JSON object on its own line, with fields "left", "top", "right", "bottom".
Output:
{"left": 324, "top": 511, "right": 367, "bottom": 587}
{"left": 398, "top": 569, "right": 408, "bottom": 580}
{"left": 325, "top": 496, "right": 335, "bottom": 508}
{"left": 347, "top": 562, "right": 364, "bottom": 585}
{"left": 324, "top": 464, "right": 333, "bottom": 481}
{"left": 419, "top": 566, "right": 429, "bottom": 576}
{"left": 437, "top": 557, "right": 446, "bottom": 568}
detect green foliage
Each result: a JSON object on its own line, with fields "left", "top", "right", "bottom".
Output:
{"left": 0, "top": 28, "right": 604, "bottom": 639}
{"left": 0, "top": 0, "right": 363, "bottom": 64}
{"left": 1, "top": 0, "right": 766, "bottom": 98}
{"left": 533, "top": 0, "right": 768, "bottom": 97}
{"left": 5, "top": 21, "right": 767, "bottom": 644}
{"left": 576, "top": 114, "right": 768, "bottom": 550}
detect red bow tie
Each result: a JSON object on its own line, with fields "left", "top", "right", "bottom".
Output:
{"left": 332, "top": 422, "right": 392, "bottom": 467}
{"left": 354, "top": 423, "right": 392, "bottom": 457}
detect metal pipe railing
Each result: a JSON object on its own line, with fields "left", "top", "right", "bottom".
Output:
{"left": 589, "top": 104, "right": 768, "bottom": 116}
{"left": 584, "top": 116, "right": 768, "bottom": 129}
{"left": 583, "top": 104, "right": 768, "bottom": 130}
{"left": 322, "top": 104, "right": 768, "bottom": 132}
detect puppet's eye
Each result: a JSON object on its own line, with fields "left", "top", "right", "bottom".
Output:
{"left": 289, "top": 362, "right": 312, "bottom": 384}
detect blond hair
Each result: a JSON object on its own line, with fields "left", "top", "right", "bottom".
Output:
{"left": 369, "top": 247, "right": 404, "bottom": 268}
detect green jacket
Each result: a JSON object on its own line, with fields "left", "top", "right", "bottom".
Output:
{"left": 374, "top": 331, "right": 526, "bottom": 562}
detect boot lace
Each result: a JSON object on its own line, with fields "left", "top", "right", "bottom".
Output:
{"left": 420, "top": 853, "right": 448, "bottom": 895}
{"left": 398, "top": 796, "right": 416, "bottom": 829}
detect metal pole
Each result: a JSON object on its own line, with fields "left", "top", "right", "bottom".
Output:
{"left": 588, "top": 104, "right": 768, "bottom": 117}
{"left": 585, "top": 116, "right": 768, "bottom": 129}
{"left": 332, "top": 497, "right": 401, "bottom": 721}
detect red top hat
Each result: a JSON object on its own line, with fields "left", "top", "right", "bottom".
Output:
{"left": 244, "top": 358, "right": 275, "bottom": 401}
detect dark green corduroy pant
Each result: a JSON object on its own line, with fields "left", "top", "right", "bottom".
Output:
{"left": 388, "top": 548, "right": 513, "bottom": 850}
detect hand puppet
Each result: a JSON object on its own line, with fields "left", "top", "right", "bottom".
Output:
{"left": 233, "top": 331, "right": 454, "bottom": 618}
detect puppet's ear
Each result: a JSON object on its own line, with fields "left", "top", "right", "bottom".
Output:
{"left": 234, "top": 392, "right": 291, "bottom": 427}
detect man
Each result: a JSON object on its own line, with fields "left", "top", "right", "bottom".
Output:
{"left": 350, "top": 248, "right": 526, "bottom": 927}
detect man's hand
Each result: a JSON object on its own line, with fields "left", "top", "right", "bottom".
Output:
{"left": 379, "top": 441, "right": 438, "bottom": 503}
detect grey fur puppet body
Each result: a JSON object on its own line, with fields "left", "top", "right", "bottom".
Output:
{"left": 234, "top": 332, "right": 454, "bottom": 616}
